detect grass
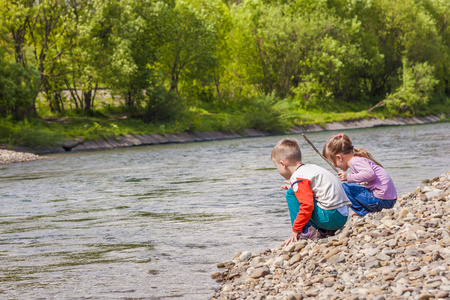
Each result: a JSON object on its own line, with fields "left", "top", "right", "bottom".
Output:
{"left": 1, "top": 95, "right": 449, "bottom": 150}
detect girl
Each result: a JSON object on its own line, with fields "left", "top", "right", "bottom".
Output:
{"left": 322, "top": 133, "right": 397, "bottom": 216}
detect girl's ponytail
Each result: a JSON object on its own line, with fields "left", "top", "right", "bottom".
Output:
{"left": 323, "top": 133, "right": 383, "bottom": 167}
{"left": 353, "top": 147, "right": 383, "bottom": 168}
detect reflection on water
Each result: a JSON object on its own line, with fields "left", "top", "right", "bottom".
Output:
{"left": 0, "top": 123, "right": 449, "bottom": 299}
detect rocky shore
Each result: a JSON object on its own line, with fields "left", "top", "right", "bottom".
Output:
{"left": 211, "top": 171, "right": 450, "bottom": 300}
{"left": 0, "top": 149, "right": 44, "bottom": 164}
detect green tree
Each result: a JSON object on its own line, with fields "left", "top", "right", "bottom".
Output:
{"left": 118, "top": 0, "right": 173, "bottom": 109}
{"left": 0, "top": 0, "right": 35, "bottom": 65}
{"left": 25, "top": 0, "right": 77, "bottom": 113}
{"left": 231, "top": 0, "right": 368, "bottom": 107}
{"left": 350, "top": 0, "right": 441, "bottom": 101}
{"left": 61, "top": 0, "right": 140, "bottom": 111}
{"left": 420, "top": 0, "right": 450, "bottom": 96}
{"left": 157, "top": 0, "right": 217, "bottom": 102}
{"left": 0, "top": 0, "right": 41, "bottom": 116}
{"left": 176, "top": 0, "right": 231, "bottom": 104}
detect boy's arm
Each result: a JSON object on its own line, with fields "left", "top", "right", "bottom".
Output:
{"left": 291, "top": 178, "right": 314, "bottom": 233}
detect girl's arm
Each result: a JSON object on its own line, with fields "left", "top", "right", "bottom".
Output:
{"left": 338, "top": 171, "right": 347, "bottom": 181}
{"left": 347, "top": 159, "right": 376, "bottom": 183}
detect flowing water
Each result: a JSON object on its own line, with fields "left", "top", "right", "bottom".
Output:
{"left": 1, "top": 123, "right": 449, "bottom": 299}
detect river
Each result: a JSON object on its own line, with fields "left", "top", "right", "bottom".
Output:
{"left": 1, "top": 122, "right": 449, "bottom": 299}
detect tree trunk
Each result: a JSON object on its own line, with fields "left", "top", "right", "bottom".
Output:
{"left": 170, "top": 60, "right": 179, "bottom": 93}
{"left": 213, "top": 70, "right": 221, "bottom": 99}
{"left": 84, "top": 90, "right": 92, "bottom": 111}
{"left": 53, "top": 90, "right": 63, "bottom": 113}
{"left": 125, "top": 89, "right": 134, "bottom": 107}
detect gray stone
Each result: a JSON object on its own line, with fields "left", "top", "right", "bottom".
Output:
{"left": 250, "top": 267, "right": 270, "bottom": 279}
{"left": 436, "top": 291, "right": 449, "bottom": 298}
{"left": 150, "top": 133, "right": 169, "bottom": 144}
{"left": 174, "top": 132, "right": 197, "bottom": 142}
{"left": 366, "top": 260, "right": 381, "bottom": 269}
{"left": 72, "top": 143, "right": 88, "bottom": 151}
{"left": 193, "top": 131, "right": 219, "bottom": 141}
{"left": 164, "top": 133, "right": 186, "bottom": 143}
{"left": 289, "top": 253, "right": 301, "bottom": 265}
{"left": 123, "top": 134, "right": 143, "bottom": 146}
{"left": 61, "top": 138, "right": 83, "bottom": 150}
{"left": 105, "top": 136, "right": 120, "bottom": 147}
{"left": 115, "top": 135, "right": 134, "bottom": 147}
{"left": 133, "top": 134, "right": 160, "bottom": 145}
{"left": 38, "top": 146, "right": 66, "bottom": 154}
{"left": 243, "top": 128, "right": 269, "bottom": 137}
{"left": 376, "top": 253, "right": 391, "bottom": 261}
{"left": 239, "top": 251, "right": 252, "bottom": 261}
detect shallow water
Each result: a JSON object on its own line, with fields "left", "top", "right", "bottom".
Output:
{"left": 1, "top": 123, "right": 449, "bottom": 299}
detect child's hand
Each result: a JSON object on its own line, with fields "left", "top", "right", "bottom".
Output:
{"left": 338, "top": 171, "right": 348, "bottom": 181}
{"left": 285, "top": 232, "right": 298, "bottom": 246}
{"left": 281, "top": 180, "right": 290, "bottom": 190}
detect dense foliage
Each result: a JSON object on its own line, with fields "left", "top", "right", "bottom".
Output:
{"left": 0, "top": 0, "right": 449, "bottom": 137}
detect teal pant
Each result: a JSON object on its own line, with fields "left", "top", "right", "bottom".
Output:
{"left": 286, "top": 188, "right": 348, "bottom": 231}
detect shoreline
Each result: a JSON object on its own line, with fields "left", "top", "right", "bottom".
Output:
{"left": 1, "top": 114, "right": 445, "bottom": 164}
{"left": 210, "top": 172, "right": 450, "bottom": 299}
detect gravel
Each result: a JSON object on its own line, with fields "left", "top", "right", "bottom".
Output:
{"left": 211, "top": 171, "right": 450, "bottom": 300}
{"left": 0, "top": 149, "right": 44, "bottom": 164}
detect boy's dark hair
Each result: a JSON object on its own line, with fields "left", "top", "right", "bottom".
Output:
{"left": 271, "top": 138, "right": 302, "bottom": 163}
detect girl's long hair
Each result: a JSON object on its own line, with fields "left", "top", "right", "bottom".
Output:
{"left": 322, "top": 133, "right": 383, "bottom": 167}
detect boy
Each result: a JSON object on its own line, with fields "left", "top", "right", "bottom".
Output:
{"left": 271, "top": 138, "right": 351, "bottom": 246}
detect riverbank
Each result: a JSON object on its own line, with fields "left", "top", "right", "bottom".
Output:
{"left": 46, "top": 115, "right": 444, "bottom": 154}
{"left": 210, "top": 171, "right": 450, "bottom": 300}
{"left": 0, "top": 114, "right": 445, "bottom": 164}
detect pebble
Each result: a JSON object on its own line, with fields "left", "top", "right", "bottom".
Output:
{"left": 250, "top": 267, "right": 270, "bottom": 279}
{"left": 239, "top": 251, "right": 252, "bottom": 261}
{"left": 211, "top": 171, "right": 450, "bottom": 300}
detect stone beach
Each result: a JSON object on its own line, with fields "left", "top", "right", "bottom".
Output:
{"left": 211, "top": 171, "right": 450, "bottom": 300}
{"left": 0, "top": 149, "right": 44, "bottom": 164}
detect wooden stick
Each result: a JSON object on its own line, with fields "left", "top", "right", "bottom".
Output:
{"left": 301, "top": 133, "right": 339, "bottom": 174}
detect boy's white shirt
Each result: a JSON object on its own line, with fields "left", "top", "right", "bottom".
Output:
{"left": 290, "top": 163, "right": 352, "bottom": 210}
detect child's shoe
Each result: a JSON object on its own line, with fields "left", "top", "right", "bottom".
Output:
{"left": 298, "top": 226, "right": 318, "bottom": 240}
{"left": 318, "top": 228, "right": 337, "bottom": 238}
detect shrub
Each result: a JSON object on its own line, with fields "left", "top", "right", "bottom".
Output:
{"left": 242, "top": 93, "right": 290, "bottom": 133}
{"left": 384, "top": 58, "right": 438, "bottom": 115}
{"left": 143, "top": 86, "right": 185, "bottom": 123}
{"left": 0, "top": 118, "right": 64, "bottom": 149}
{"left": 0, "top": 59, "right": 39, "bottom": 119}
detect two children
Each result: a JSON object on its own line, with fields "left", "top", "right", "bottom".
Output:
{"left": 272, "top": 134, "right": 397, "bottom": 245}
{"left": 271, "top": 138, "right": 352, "bottom": 245}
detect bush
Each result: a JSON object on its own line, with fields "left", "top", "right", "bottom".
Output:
{"left": 0, "top": 118, "right": 64, "bottom": 149}
{"left": 0, "top": 59, "right": 39, "bottom": 119}
{"left": 292, "top": 75, "right": 334, "bottom": 110}
{"left": 384, "top": 58, "right": 438, "bottom": 115}
{"left": 242, "top": 93, "right": 290, "bottom": 133}
{"left": 143, "top": 86, "right": 185, "bottom": 123}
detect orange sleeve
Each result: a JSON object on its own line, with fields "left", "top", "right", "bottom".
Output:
{"left": 291, "top": 178, "right": 314, "bottom": 233}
